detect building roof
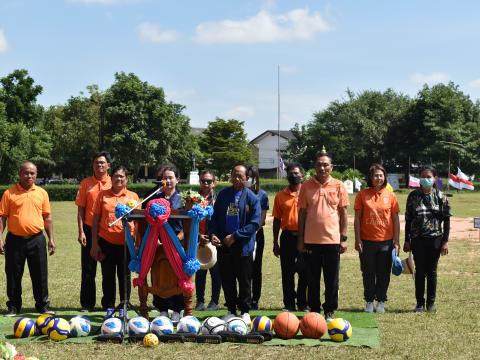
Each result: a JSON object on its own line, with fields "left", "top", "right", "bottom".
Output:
{"left": 190, "top": 127, "right": 206, "bottom": 136}
{"left": 249, "top": 130, "right": 294, "bottom": 144}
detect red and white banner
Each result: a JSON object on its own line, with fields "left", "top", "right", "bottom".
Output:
{"left": 448, "top": 168, "right": 474, "bottom": 190}
{"left": 408, "top": 175, "right": 420, "bottom": 188}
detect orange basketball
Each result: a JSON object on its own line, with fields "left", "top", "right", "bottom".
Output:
{"left": 299, "top": 312, "right": 327, "bottom": 339}
{"left": 273, "top": 312, "right": 299, "bottom": 339}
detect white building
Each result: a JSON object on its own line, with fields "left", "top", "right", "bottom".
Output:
{"left": 250, "top": 130, "right": 294, "bottom": 177}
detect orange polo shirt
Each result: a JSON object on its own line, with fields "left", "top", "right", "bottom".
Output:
{"left": 272, "top": 186, "right": 300, "bottom": 231}
{"left": 298, "top": 177, "right": 349, "bottom": 245}
{"left": 75, "top": 175, "right": 112, "bottom": 227}
{"left": 0, "top": 184, "right": 51, "bottom": 237}
{"left": 354, "top": 187, "right": 399, "bottom": 241}
{"left": 93, "top": 188, "right": 139, "bottom": 245}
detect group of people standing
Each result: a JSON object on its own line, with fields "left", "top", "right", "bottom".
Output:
{"left": 0, "top": 149, "right": 451, "bottom": 321}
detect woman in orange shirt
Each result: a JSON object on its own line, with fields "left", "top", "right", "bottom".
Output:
{"left": 90, "top": 166, "right": 140, "bottom": 319}
{"left": 354, "top": 164, "right": 400, "bottom": 314}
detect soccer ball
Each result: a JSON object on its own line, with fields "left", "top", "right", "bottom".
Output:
{"left": 176, "top": 316, "right": 201, "bottom": 334}
{"left": 13, "top": 317, "right": 36, "bottom": 338}
{"left": 127, "top": 316, "right": 150, "bottom": 336}
{"left": 48, "top": 318, "right": 71, "bottom": 341}
{"left": 199, "top": 316, "right": 225, "bottom": 335}
{"left": 69, "top": 316, "right": 91, "bottom": 337}
{"left": 101, "top": 317, "right": 123, "bottom": 336}
{"left": 251, "top": 315, "right": 273, "bottom": 333}
{"left": 327, "top": 318, "right": 352, "bottom": 342}
{"left": 143, "top": 333, "right": 159, "bottom": 347}
{"left": 226, "top": 317, "right": 248, "bottom": 335}
{"left": 36, "top": 314, "right": 54, "bottom": 335}
{"left": 150, "top": 316, "right": 174, "bottom": 335}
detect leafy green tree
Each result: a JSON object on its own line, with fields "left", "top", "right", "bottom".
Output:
{"left": 199, "top": 118, "right": 255, "bottom": 179}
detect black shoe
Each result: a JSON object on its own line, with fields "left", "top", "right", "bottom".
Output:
{"left": 251, "top": 301, "right": 259, "bottom": 310}
{"left": 426, "top": 303, "right": 437, "bottom": 313}
{"left": 39, "top": 307, "right": 55, "bottom": 315}
{"left": 415, "top": 303, "right": 425, "bottom": 313}
{"left": 324, "top": 311, "right": 335, "bottom": 321}
{"left": 282, "top": 306, "right": 296, "bottom": 312}
{"left": 4, "top": 306, "right": 18, "bottom": 317}
{"left": 298, "top": 305, "right": 310, "bottom": 312}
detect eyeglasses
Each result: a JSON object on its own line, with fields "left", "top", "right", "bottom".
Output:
{"left": 200, "top": 179, "right": 213, "bottom": 184}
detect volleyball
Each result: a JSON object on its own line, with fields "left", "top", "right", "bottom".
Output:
{"left": 47, "top": 318, "right": 71, "bottom": 341}
{"left": 13, "top": 317, "right": 36, "bottom": 338}
{"left": 36, "top": 314, "right": 54, "bottom": 335}
{"left": 127, "top": 316, "right": 150, "bottom": 336}
{"left": 273, "top": 312, "right": 299, "bottom": 339}
{"left": 251, "top": 315, "right": 273, "bottom": 333}
{"left": 327, "top": 318, "right": 352, "bottom": 342}
{"left": 101, "top": 317, "right": 123, "bottom": 336}
{"left": 199, "top": 316, "right": 225, "bottom": 335}
{"left": 176, "top": 316, "right": 201, "bottom": 334}
{"left": 225, "top": 317, "right": 248, "bottom": 335}
{"left": 150, "top": 316, "right": 174, "bottom": 335}
{"left": 299, "top": 312, "right": 327, "bottom": 339}
{"left": 143, "top": 333, "right": 159, "bottom": 347}
{"left": 69, "top": 316, "right": 91, "bottom": 337}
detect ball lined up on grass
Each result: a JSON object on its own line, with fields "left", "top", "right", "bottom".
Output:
{"left": 327, "top": 318, "right": 352, "bottom": 342}
{"left": 273, "top": 312, "right": 299, "bottom": 339}
{"left": 299, "top": 312, "right": 327, "bottom": 339}
{"left": 36, "top": 314, "right": 54, "bottom": 335}
{"left": 143, "top": 333, "right": 159, "bottom": 347}
{"left": 13, "top": 318, "right": 36, "bottom": 338}
{"left": 251, "top": 316, "right": 273, "bottom": 333}
{"left": 47, "top": 318, "right": 71, "bottom": 341}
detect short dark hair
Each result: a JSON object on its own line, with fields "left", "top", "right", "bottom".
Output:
{"left": 161, "top": 164, "right": 179, "bottom": 179}
{"left": 111, "top": 165, "right": 128, "bottom": 176}
{"left": 315, "top": 152, "right": 333, "bottom": 163}
{"left": 286, "top": 162, "right": 304, "bottom": 174}
{"left": 419, "top": 165, "right": 437, "bottom": 177}
{"left": 200, "top": 169, "right": 216, "bottom": 182}
{"left": 367, "top": 163, "right": 387, "bottom": 188}
{"left": 231, "top": 164, "right": 248, "bottom": 174}
{"left": 247, "top": 165, "right": 260, "bottom": 193}
{"left": 93, "top": 151, "right": 111, "bottom": 164}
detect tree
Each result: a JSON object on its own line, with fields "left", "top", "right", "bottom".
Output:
{"left": 199, "top": 118, "right": 255, "bottom": 179}
{"left": 100, "top": 72, "right": 196, "bottom": 180}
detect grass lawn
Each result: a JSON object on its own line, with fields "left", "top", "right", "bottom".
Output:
{"left": 0, "top": 195, "right": 479, "bottom": 359}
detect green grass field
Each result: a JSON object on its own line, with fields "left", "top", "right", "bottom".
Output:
{"left": 0, "top": 193, "right": 479, "bottom": 359}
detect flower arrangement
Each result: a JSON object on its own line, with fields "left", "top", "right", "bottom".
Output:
{"left": 181, "top": 189, "right": 206, "bottom": 207}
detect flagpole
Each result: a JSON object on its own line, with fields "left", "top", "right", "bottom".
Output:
{"left": 277, "top": 64, "right": 281, "bottom": 180}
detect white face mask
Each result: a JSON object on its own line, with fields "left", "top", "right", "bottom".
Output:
{"left": 244, "top": 178, "right": 255, "bottom": 188}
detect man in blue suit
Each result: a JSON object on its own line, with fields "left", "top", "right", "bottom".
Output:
{"left": 209, "top": 164, "right": 261, "bottom": 325}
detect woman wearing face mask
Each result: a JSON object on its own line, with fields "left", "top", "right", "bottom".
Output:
{"left": 354, "top": 164, "right": 400, "bottom": 314}
{"left": 404, "top": 166, "right": 451, "bottom": 313}
{"left": 246, "top": 166, "right": 269, "bottom": 310}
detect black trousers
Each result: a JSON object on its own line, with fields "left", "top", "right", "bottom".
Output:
{"left": 251, "top": 228, "right": 265, "bottom": 304}
{"left": 98, "top": 238, "right": 131, "bottom": 309}
{"left": 5, "top": 232, "right": 49, "bottom": 312}
{"left": 305, "top": 244, "right": 340, "bottom": 314}
{"left": 153, "top": 294, "right": 184, "bottom": 313}
{"left": 412, "top": 236, "right": 442, "bottom": 306}
{"left": 280, "top": 231, "right": 308, "bottom": 309}
{"left": 80, "top": 224, "right": 97, "bottom": 309}
{"left": 359, "top": 240, "right": 393, "bottom": 302}
{"left": 195, "top": 262, "right": 221, "bottom": 305}
{"left": 219, "top": 250, "right": 253, "bottom": 314}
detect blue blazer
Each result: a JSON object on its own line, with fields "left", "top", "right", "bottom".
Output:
{"left": 209, "top": 186, "right": 261, "bottom": 256}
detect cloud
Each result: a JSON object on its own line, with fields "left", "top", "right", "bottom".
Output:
{"left": 67, "top": 0, "right": 137, "bottom": 4}
{"left": 194, "top": 8, "right": 333, "bottom": 44}
{"left": 410, "top": 72, "right": 449, "bottom": 85}
{"left": 468, "top": 78, "right": 480, "bottom": 88}
{"left": 167, "top": 88, "right": 198, "bottom": 102}
{"left": 225, "top": 106, "right": 256, "bottom": 119}
{"left": 280, "top": 65, "right": 299, "bottom": 74}
{"left": 137, "top": 22, "right": 179, "bottom": 43}
{"left": 0, "top": 29, "right": 7, "bottom": 53}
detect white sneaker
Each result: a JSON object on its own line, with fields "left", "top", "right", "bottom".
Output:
{"left": 221, "top": 312, "right": 236, "bottom": 322}
{"left": 376, "top": 301, "right": 385, "bottom": 314}
{"left": 159, "top": 311, "right": 169, "bottom": 318}
{"left": 241, "top": 313, "right": 251, "bottom": 326}
{"left": 171, "top": 311, "right": 181, "bottom": 324}
{"left": 365, "top": 302, "right": 374, "bottom": 313}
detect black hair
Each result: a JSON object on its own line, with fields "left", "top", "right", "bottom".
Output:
{"left": 286, "top": 162, "right": 304, "bottom": 174}
{"left": 93, "top": 151, "right": 112, "bottom": 164}
{"left": 366, "top": 163, "right": 388, "bottom": 188}
{"left": 111, "top": 165, "right": 128, "bottom": 176}
{"left": 419, "top": 165, "right": 437, "bottom": 177}
{"left": 247, "top": 165, "right": 260, "bottom": 193}
{"left": 161, "top": 164, "right": 179, "bottom": 179}
{"left": 200, "top": 169, "right": 216, "bottom": 182}
{"left": 231, "top": 164, "right": 248, "bottom": 175}
{"left": 315, "top": 151, "right": 333, "bottom": 163}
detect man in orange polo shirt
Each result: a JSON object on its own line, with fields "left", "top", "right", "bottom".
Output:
{"left": 272, "top": 162, "right": 308, "bottom": 312}
{"left": 0, "top": 162, "right": 56, "bottom": 316}
{"left": 297, "top": 151, "right": 349, "bottom": 320}
{"left": 75, "top": 151, "right": 111, "bottom": 311}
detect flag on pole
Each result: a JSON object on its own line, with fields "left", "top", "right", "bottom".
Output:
{"left": 278, "top": 156, "right": 286, "bottom": 177}
{"left": 408, "top": 175, "right": 420, "bottom": 188}
{"left": 448, "top": 168, "right": 474, "bottom": 190}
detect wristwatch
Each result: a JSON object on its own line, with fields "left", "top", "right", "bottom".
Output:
{"left": 340, "top": 235, "right": 348, "bottom": 242}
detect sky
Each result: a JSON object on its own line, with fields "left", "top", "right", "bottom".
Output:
{"left": 1, "top": 0, "right": 480, "bottom": 139}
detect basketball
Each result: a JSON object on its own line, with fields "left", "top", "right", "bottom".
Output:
{"left": 143, "top": 333, "right": 159, "bottom": 347}
{"left": 327, "top": 318, "right": 352, "bottom": 342}
{"left": 251, "top": 315, "right": 273, "bottom": 333}
{"left": 273, "top": 312, "right": 299, "bottom": 339}
{"left": 299, "top": 312, "right": 327, "bottom": 339}
{"left": 13, "top": 317, "right": 36, "bottom": 338}
{"left": 47, "top": 318, "right": 71, "bottom": 341}
{"left": 36, "top": 314, "right": 54, "bottom": 335}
